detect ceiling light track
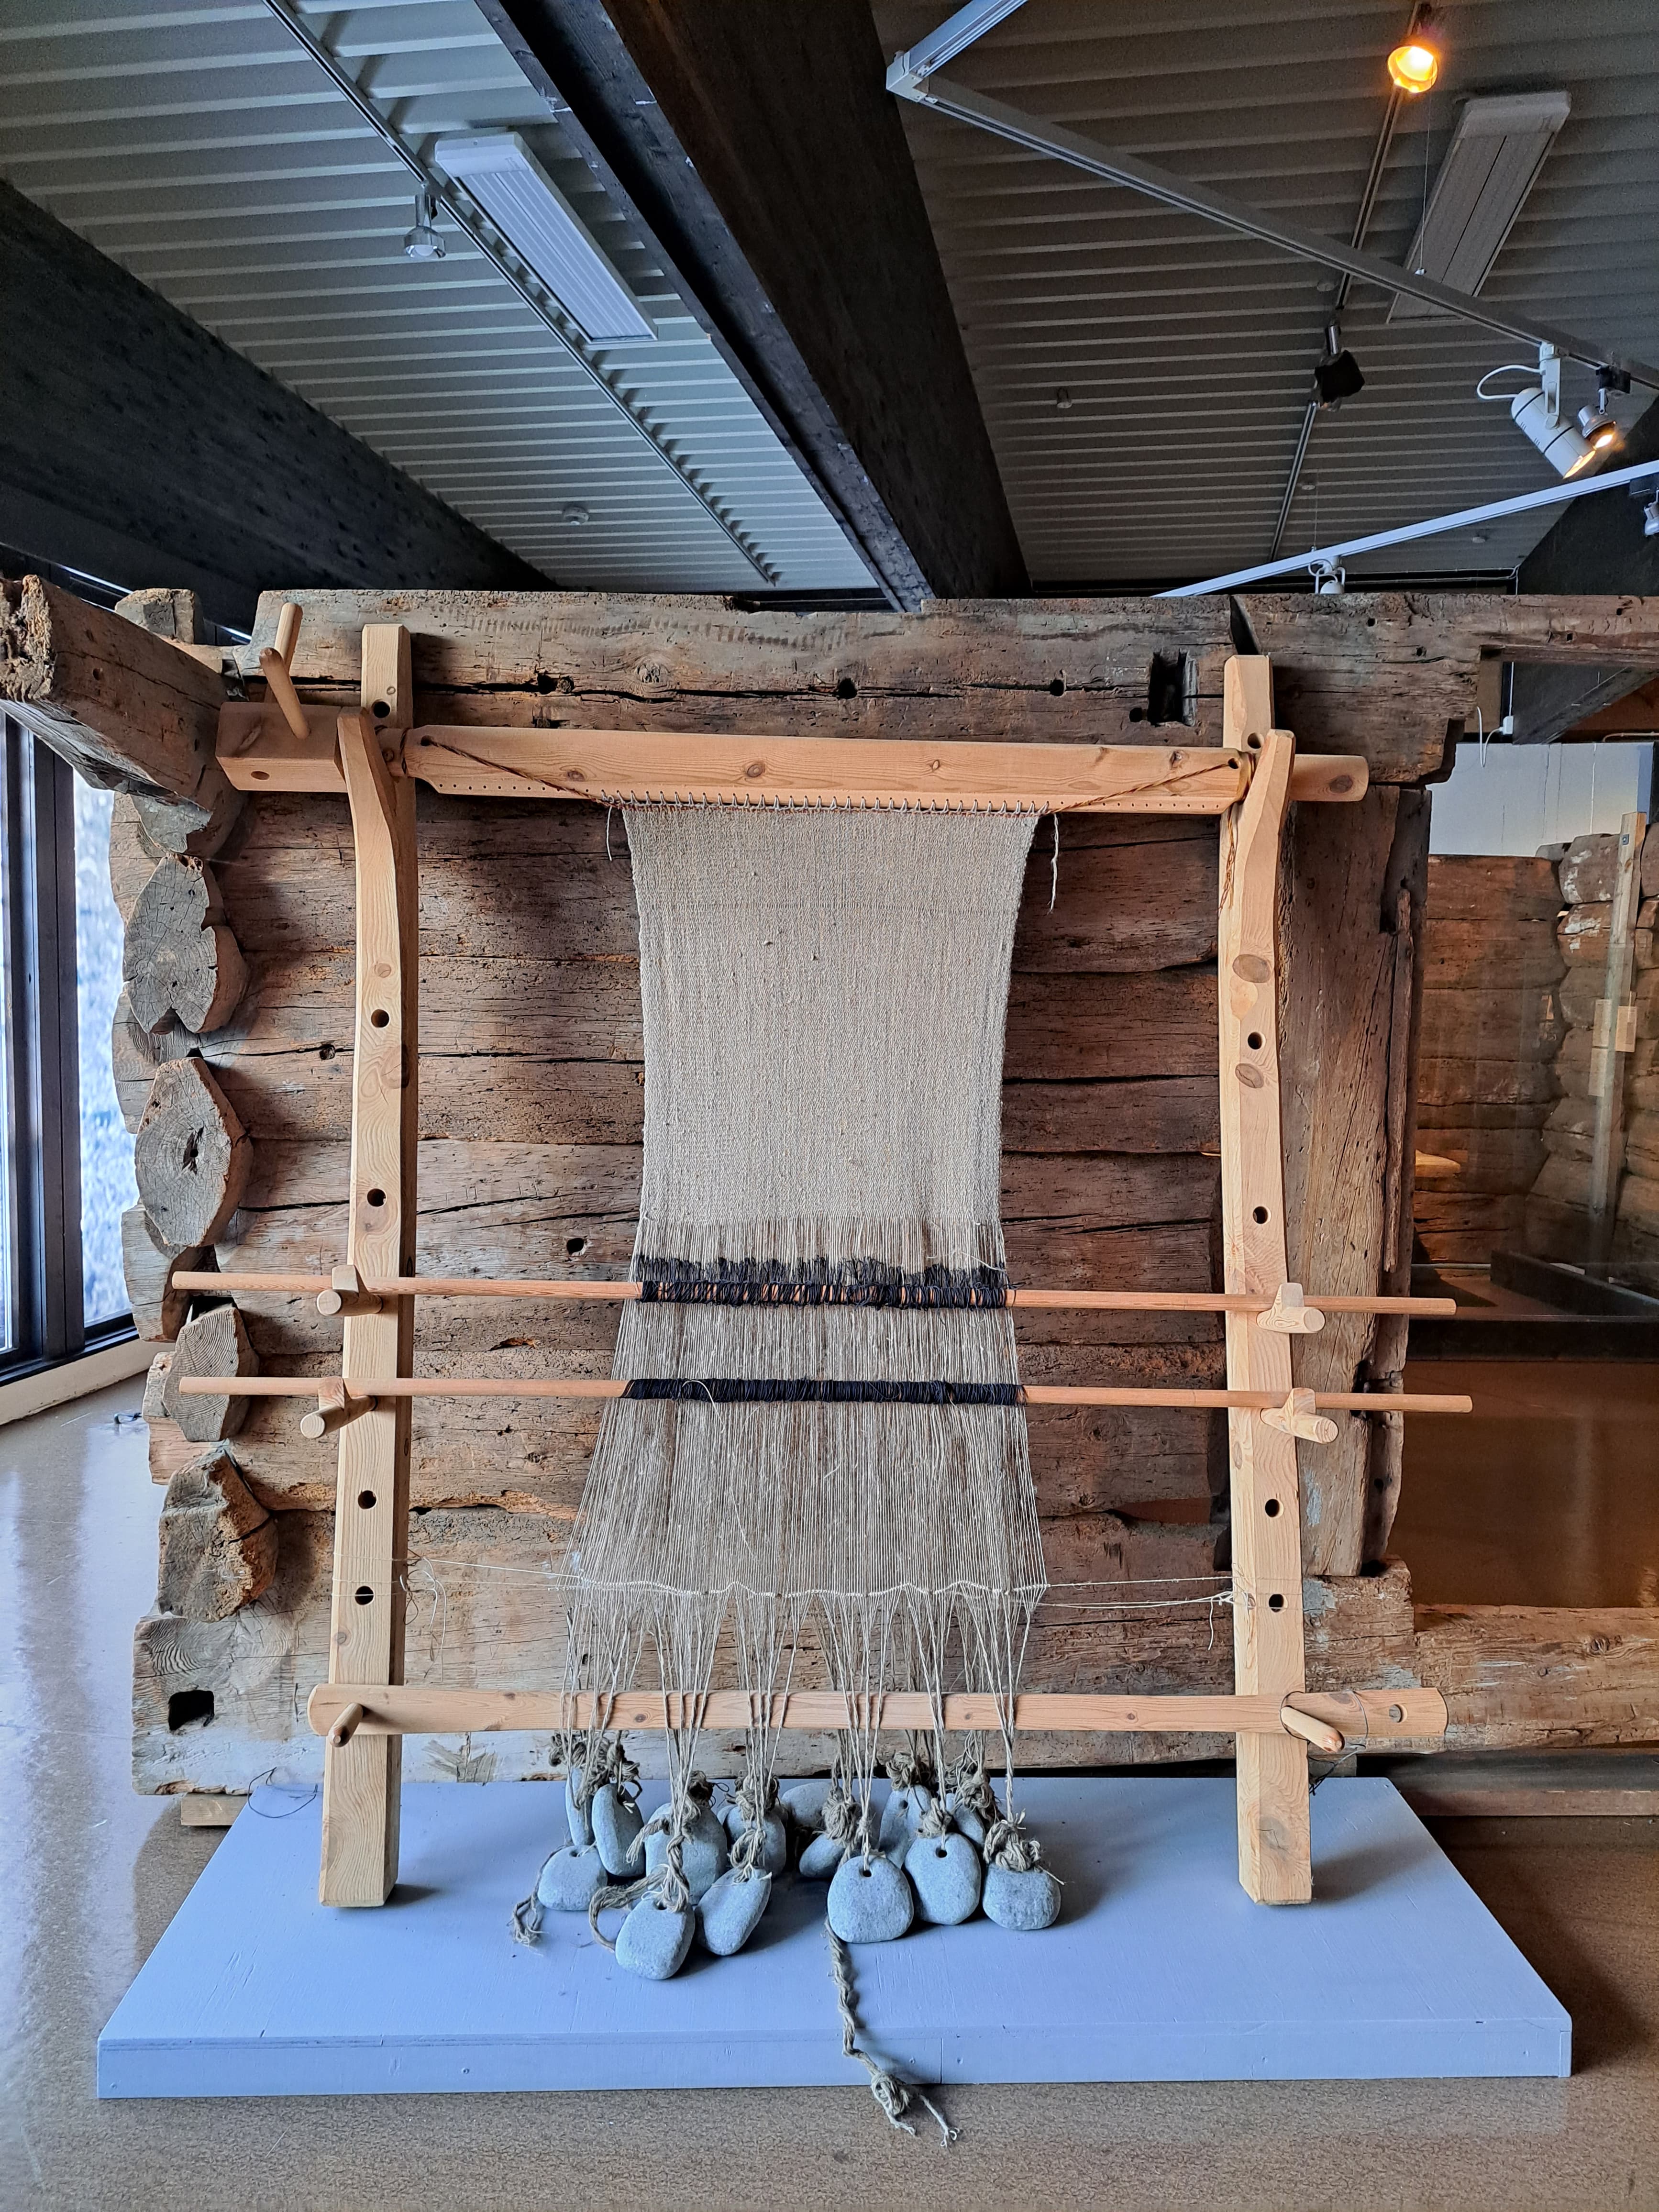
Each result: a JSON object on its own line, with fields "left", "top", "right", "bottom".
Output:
{"left": 886, "top": 37, "right": 1659, "bottom": 391}
{"left": 256, "top": 0, "right": 775, "bottom": 584}
{"left": 1157, "top": 458, "right": 1659, "bottom": 598}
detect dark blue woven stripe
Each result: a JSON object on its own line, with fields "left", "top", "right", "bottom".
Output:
{"left": 635, "top": 1258, "right": 1009, "bottom": 1309}
{"left": 621, "top": 1378, "right": 1025, "bottom": 1405}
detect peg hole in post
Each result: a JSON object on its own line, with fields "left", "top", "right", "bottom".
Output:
{"left": 1264, "top": 1498, "right": 1281, "bottom": 1516}
{"left": 1252, "top": 1205, "right": 1269, "bottom": 1224}
{"left": 370, "top": 1008, "right": 390, "bottom": 1029}
{"left": 1268, "top": 1593, "right": 1285, "bottom": 1612}
{"left": 354, "top": 1586, "right": 374, "bottom": 1606}
{"left": 1389, "top": 1703, "right": 1405, "bottom": 1724}
{"left": 358, "top": 1490, "right": 376, "bottom": 1510}
{"left": 366, "top": 1189, "right": 385, "bottom": 1208}
{"left": 1247, "top": 1032, "right": 1263, "bottom": 1050}
{"left": 371, "top": 700, "right": 390, "bottom": 720}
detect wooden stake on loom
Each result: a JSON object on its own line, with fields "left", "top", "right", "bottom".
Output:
{"left": 317, "top": 651, "right": 418, "bottom": 1911}
{"left": 179, "top": 1375, "right": 1472, "bottom": 1414}
{"left": 170, "top": 1268, "right": 1457, "bottom": 1320}
{"left": 1215, "top": 668, "right": 1310, "bottom": 1905}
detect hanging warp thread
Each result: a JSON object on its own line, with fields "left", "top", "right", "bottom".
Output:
{"left": 554, "top": 807, "right": 1050, "bottom": 2113}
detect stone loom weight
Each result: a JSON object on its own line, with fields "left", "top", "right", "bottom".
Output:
{"left": 180, "top": 621, "right": 1465, "bottom": 1912}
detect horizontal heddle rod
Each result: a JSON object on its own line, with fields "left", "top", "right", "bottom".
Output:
{"left": 215, "top": 712, "right": 1369, "bottom": 814}
{"left": 180, "top": 1375, "right": 1471, "bottom": 1414}
{"left": 169, "top": 1270, "right": 1457, "bottom": 1320}
{"left": 306, "top": 1683, "right": 1448, "bottom": 1746}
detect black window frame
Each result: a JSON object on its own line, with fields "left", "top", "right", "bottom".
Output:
{"left": 0, "top": 711, "right": 134, "bottom": 1377}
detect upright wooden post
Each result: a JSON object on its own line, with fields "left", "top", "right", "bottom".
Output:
{"left": 319, "top": 627, "right": 417, "bottom": 1905}
{"left": 1217, "top": 657, "right": 1312, "bottom": 1904}
{"left": 1587, "top": 807, "right": 1647, "bottom": 1256}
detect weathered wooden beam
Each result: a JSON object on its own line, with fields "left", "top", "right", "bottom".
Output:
{"left": 1, "top": 574, "right": 226, "bottom": 799}
{"left": 1416, "top": 1604, "right": 1659, "bottom": 1750}
{"left": 474, "top": 0, "right": 1022, "bottom": 606}
{"left": 0, "top": 181, "right": 543, "bottom": 625}
{"left": 123, "top": 856, "right": 248, "bottom": 1035}
{"left": 156, "top": 1448, "right": 277, "bottom": 1623}
{"left": 237, "top": 588, "right": 1659, "bottom": 784}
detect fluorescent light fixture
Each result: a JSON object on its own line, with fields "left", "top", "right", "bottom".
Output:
{"left": 1390, "top": 91, "right": 1571, "bottom": 322}
{"left": 434, "top": 133, "right": 654, "bottom": 343}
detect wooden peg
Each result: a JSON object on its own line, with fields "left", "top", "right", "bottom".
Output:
{"left": 273, "top": 600, "right": 303, "bottom": 669}
{"left": 318, "top": 1262, "right": 382, "bottom": 1318}
{"left": 1261, "top": 1387, "right": 1338, "bottom": 1445}
{"left": 327, "top": 1700, "right": 366, "bottom": 1748}
{"left": 1255, "top": 1281, "right": 1325, "bottom": 1335}
{"left": 259, "top": 647, "right": 310, "bottom": 741}
{"left": 299, "top": 1378, "right": 377, "bottom": 1440}
{"left": 1278, "top": 1699, "right": 1345, "bottom": 1755}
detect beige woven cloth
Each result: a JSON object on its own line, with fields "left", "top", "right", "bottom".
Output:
{"left": 565, "top": 808, "right": 1046, "bottom": 1731}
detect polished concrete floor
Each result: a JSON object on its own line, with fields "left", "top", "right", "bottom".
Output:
{"left": 1, "top": 1380, "right": 1656, "bottom": 2212}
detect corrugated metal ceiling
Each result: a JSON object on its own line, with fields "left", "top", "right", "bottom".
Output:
{"left": 0, "top": 0, "right": 872, "bottom": 594}
{"left": 874, "top": 0, "right": 1659, "bottom": 586}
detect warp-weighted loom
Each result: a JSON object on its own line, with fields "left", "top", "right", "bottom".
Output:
{"left": 180, "top": 613, "right": 1465, "bottom": 1930}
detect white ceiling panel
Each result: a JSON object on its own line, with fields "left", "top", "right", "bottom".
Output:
{"left": 0, "top": 0, "right": 873, "bottom": 593}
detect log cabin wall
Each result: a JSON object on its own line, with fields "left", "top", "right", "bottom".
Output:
{"left": 1413, "top": 836, "right": 1659, "bottom": 1269}
{"left": 33, "top": 583, "right": 1647, "bottom": 1790}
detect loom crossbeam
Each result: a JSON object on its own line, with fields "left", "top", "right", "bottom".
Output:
{"left": 214, "top": 705, "right": 1367, "bottom": 813}
{"left": 304, "top": 1684, "right": 1449, "bottom": 1748}
{"left": 170, "top": 1267, "right": 1458, "bottom": 1320}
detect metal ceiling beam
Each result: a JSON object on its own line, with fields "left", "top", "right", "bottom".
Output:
{"left": 887, "top": 73, "right": 1659, "bottom": 391}
{"left": 257, "top": 0, "right": 776, "bottom": 585}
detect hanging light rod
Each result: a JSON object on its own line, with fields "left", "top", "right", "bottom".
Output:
{"left": 886, "top": 19, "right": 1659, "bottom": 389}
{"left": 256, "top": 0, "right": 775, "bottom": 583}
{"left": 1157, "top": 458, "right": 1659, "bottom": 598}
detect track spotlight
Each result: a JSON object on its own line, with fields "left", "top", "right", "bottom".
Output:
{"left": 1387, "top": 39, "right": 1439, "bottom": 94}
{"left": 1477, "top": 346, "right": 1614, "bottom": 479}
{"left": 1577, "top": 367, "right": 1630, "bottom": 458}
{"left": 404, "top": 191, "right": 445, "bottom": 262}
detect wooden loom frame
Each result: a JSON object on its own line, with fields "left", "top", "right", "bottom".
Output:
{"left": 190, "top": 623, "right": 1463, "bottom": 1910}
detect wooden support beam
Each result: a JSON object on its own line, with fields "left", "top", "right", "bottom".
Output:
{"left": 318, "top": 631, "right": 418, "bottom": 1909}
{"left": 1217, "top": 658, "right": 1311, "bottom": 1904}
{"left": 215, "top": 710, "right": 1369, "bottom": 812}
{"left": 1588, "top": 807, "right": 1647, "bottom": 1246}
{"left": 306, "top": 1681, "right": 1449, "bottom": 1745}
{"left": 472, "top": 0, "right": 1022, "bottom": 605}
{"left": 1, "top": 573, "right": 226, "bottom": 800}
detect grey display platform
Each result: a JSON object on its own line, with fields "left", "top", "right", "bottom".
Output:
{"left": 99, "top": 1776, "right": 1569, "bottom": 2096}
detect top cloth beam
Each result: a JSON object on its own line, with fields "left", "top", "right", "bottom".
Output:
{"left": 215, "top": 710, "right": 1368, "bottom": 812}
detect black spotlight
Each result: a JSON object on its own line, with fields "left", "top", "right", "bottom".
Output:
{"left": 1313, "top": 348, "right": 1366, "bottom": 408}
{"left": 1313, "top": 319, "right": 1365, "bottom": 409}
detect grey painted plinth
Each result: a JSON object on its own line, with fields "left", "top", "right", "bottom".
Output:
{"left": 99, "top": 1776, "right": 1569, "bottom": 2096}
